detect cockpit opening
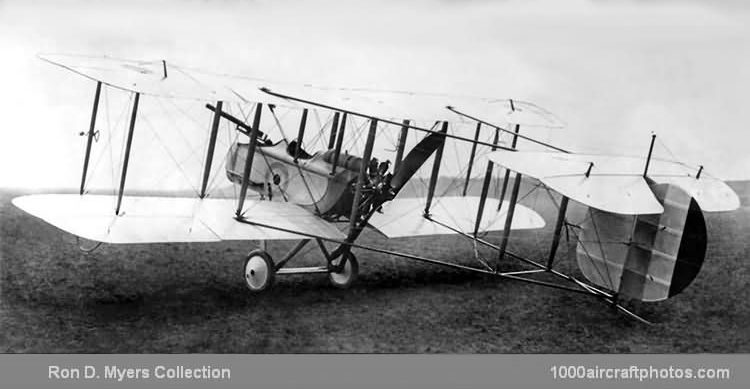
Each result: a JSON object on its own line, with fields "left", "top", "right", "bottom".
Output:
{"left": 286, "top": 140, "right": 313, "bottom": 160}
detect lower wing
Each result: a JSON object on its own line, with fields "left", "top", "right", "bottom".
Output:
{"left": 12, "top": 194, "right": 345, "bottom": 244}
{"left": 368, "top": 196, "right": 545, "bottom": 238}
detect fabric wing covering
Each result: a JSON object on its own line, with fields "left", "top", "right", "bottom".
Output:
{"left": 38, "top": 53, "right": 286, "bottom": 105}
{"left": 368, "top": 196, "right": 545, "bottom": 238}
{"left": 486, "top": 150, "right": 739, "bottom": 215}
{"left": 40, "top": 53, "right": 566, "bottom": 124}
{"left": 12, "top": 194, "right": 345, "bottom": 244}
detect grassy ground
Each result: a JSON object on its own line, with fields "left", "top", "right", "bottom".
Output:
{"left": 1, "top": 182, "right": 748, "bottom": 353}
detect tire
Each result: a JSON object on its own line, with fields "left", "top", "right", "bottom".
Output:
{"left": 243, "top": 249, "right": 275, "bottom": 292}
{"left": 328, "top": 251, "right": 359, "bottom": 289}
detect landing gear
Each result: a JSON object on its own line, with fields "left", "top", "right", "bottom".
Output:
{"left": 243, "top": 249, "right": 275, "bottom": 292}
{"left": 241, "top": 242, "right": 360, "bottom": 292}
{"left": 328, "top": 251, "right": 359, "bottom": 289}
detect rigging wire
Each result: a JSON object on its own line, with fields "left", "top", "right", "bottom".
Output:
{"left": 566, "top": 220, "right": 615, "bottom": 293}
{"left": 267, "top": 105, "right": 322, "bottom": 213}
{"left": 655, "top": 135, "right": 680, "bottom": 165}
{"left": 83, "top": 86, "right": 130, "bottom": 195}
{"left": 309, "top": 109, "right": 333, "bottom": 150}
{"left": 236, "top": 103, "right": 291, "bottom": 202}
{"left": 343, "top": 115, "right": 370, "bottom": 155}
{"left": 528, "top": 182, "right": 547, "bottom": 262}
{"left": 105, "top": 86, "right": 116, "bottom": 196}
{"left": 154, "top": 97, "right": 210, "bottom": 188}
{"left": 139, "top": 113, "right": 201, "bottom": 197}
{"left": 225, "top": 104, "right": 240, "bottom": 201}
{"left": 204, "top": 112, "right": 241, "bottom": 197}
{"left": 586, "top": 207, "right": 617, "bottom": 291}
{"left": 159, "top": 97, "right": 207, "bottom": 157}
{"left": 112, "top": 93, "right": 135, "bottom": 209}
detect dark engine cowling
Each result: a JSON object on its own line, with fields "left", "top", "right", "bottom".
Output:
{"left": 320, "top": 150, "right": 364, "bottom": 172}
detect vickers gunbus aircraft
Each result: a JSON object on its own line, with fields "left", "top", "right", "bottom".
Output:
{"left": 13, "top": 54, "right": 740, "bottom": 323}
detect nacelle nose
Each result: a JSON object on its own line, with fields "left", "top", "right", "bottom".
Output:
{"left": 225, "top": 143, "right": 267, "bottom": 187}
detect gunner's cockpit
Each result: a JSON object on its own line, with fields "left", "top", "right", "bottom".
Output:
{"left": 286, "top": 140, "right": 313, "bottom": 160}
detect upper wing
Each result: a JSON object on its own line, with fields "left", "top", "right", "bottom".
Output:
{"left": 448, "top": 102, "right": 566, "bottom": 129}
{"left": 39, "top": 53, "right": 284, "bottom": 104}
{"left": 42, "top": 53, "right": 567, "bottom": 125}
{"left": 12, "top": 194, "right": 345, "bottom": 244}
{"left": 486, "top": 150, "right": 739, "bottom": 214}
{"left": 368, "top": 196, "right": 545, "bottom": 238}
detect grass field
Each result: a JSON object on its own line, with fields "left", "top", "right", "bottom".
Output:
{"left": 1, "top": 181, "right": 748, "bottom": 353}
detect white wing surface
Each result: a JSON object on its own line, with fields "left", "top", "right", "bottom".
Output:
{"left": 12, "top": 194, "right": 344, "bottom": 244}
{"left": 368, "top": 196, "right": 545, "bottom": 238}
{"left": 39, "top": 53, "right": 285, "bottom": 104}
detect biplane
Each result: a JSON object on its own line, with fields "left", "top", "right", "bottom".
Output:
{"left": 13, "top": 54, "right": 740, "bottom": 323}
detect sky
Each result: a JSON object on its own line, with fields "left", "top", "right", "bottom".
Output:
{"left": 0, "top": 0, "right": 749, "bottom": 192}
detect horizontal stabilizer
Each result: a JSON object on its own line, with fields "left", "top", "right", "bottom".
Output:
{"left": 368, "top": 196, "right": 545, "bottom": 238}
{"left": 486, "top": 151, "right": 663, "bottom": 214}
{"left": 657, "top": 176, "right": 740, "bottom": 212}
{"left": 486, "top": 150, "right": 739, "bottom": 214}
{"left": 12, "top": 194, "right": 344, "bottom": 244}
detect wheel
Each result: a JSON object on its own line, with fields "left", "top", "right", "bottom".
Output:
{"left": 243, "top": 249, "right": 275, "bottom": 292}
{"left": 328, "top": 251, "right": 359, "bottom": 289}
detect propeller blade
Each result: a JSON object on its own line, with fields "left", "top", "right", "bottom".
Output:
{"left": 390, "top": 126, "right": 447, "bottom": 193}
